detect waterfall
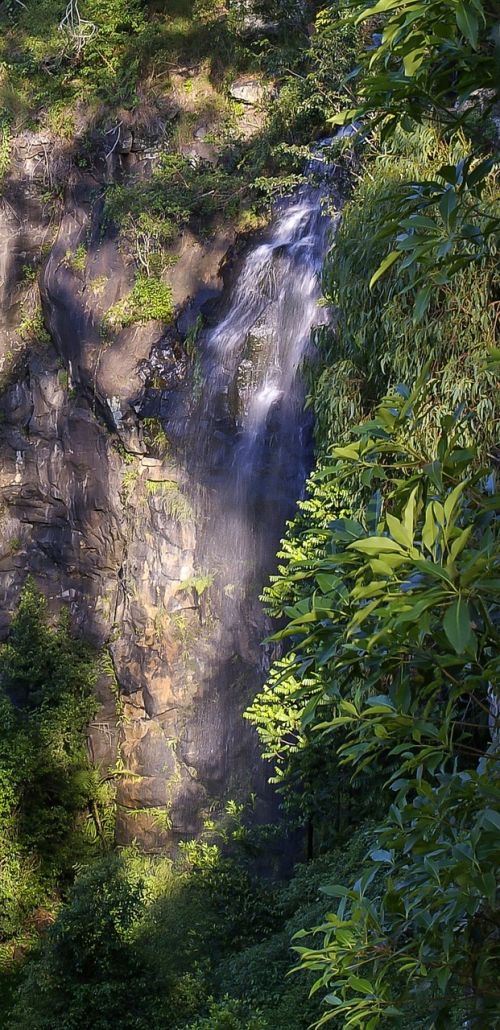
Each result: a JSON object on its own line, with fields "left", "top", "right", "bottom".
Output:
{"left": 189, "top": 168, "right": 336, "bottom": 601}
{"left": 141, "top": 152, "right": 339, "bottom": 828}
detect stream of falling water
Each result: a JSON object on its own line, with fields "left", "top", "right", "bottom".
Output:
{"left": 145, "top": 155, "right": 340, "bottom": 818}
{"left": 192, "top": 168, "right": 336, "bottom": 601}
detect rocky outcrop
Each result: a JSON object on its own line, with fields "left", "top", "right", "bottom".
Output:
{"left": 0, "top": 126, "right": 268, "bottom": 851}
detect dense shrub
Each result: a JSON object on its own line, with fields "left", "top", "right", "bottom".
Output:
{"left": 0, "top": 582, "right": 104, "bottom": 956}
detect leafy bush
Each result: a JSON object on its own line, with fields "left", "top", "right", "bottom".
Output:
{"left": 9, "top": 853, "right": 150, "bottom": 1030}
{"left": 257, "top": 382, "right": 500, "bottom": 1026}
{"left": 103, "top": 274, "right": 174, "bottom": 330}
{"left": 0, "top": 583, "right": 107, "bottom": 955}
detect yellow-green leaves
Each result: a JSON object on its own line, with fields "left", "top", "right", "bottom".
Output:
{"left": 386, "top": 513, "right": 413, "bottom": 550}
{"left": 369, "top": 250, "right": 400, "bottom": 289}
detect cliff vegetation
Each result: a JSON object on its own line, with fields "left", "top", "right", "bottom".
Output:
{"left": 0, "top": 1, "right": 498, "bottom": 1028}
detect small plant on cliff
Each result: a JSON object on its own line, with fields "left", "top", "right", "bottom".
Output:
{"left": 0, "top": 117, "right": 11, "bottom": 181}
{"left": 122, "top": 463, "right": 140, "bottom": 501}
{"left": 64, "top": 244, "right": 87, "bottom": 275}
{"left": 18, "top": 303, "right": 50, "bottom": 346}
{"left": 102, "top": 274, "right": 174, "bottom": 331}
{"left": 142, "top": 416, "right": 171, "bottom": 458}
{"left": 146, "top": 480, "right": 193, "bottom": 522}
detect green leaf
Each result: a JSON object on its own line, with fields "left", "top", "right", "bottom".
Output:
{"left": 443, "top": 481, "right": 467, "bottom": 524}
{"left": 320, "top": 884, "right": 350, "bottom": 897}
{"left": 369, "top": 250, "right": 401, "bottom": 289}
{"left": 348, "top": 975, "right": 374, "bottom": 995}
{"left": 456, "top": 2, "right": 480, "bottom": 47}
{"left": 332, "top": 445, "right": 362, "bottom": 460}
{"left": 478, "top": 808, "right": 500, "bottom": 832}
{"left": 449, "top": 525, "right": 473, "bottom": 560}
{"left": 414, "top": 284, "right": 432, "bottom": 322}
{"left": 386, "top": 513, "right": 413, "bottom": 549}
{"left": 422, "top": 503, "right": 438, "bottom": 553}
{"left": 348, "top": 538, "right": 406, "bottom": 555}
{"left": 329, "top": 108, "right": 361, "bottom": 126}
{"left": 403, "top": 48, "right": 426, "bottom": 76}
{"left": 443, "top": 597, "right": 472, "bottom": 653}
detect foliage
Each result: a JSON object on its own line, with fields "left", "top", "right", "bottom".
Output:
{"left": 0, "top": 116, "right": 11, "bottom": 181}
{"left": 248, "top": 123, "right": 498, "bottom": 848}
{"left": 145, "top": 479, "right": 193, "bottom": 522}
{"left": 0, "top": 582, "right": 107, "bottom": 956}
{"left": 316, "top": 127, "right": 498, "bottom": 448}
{"left": 9, "top": 852, "right": 150, "bottom": 1030}
{"left": 18, "top": 302, "right": 51, "bottom": 345}
{"left": 7, "top": 826, "right": 380, "bottom": 1030}
{"left": 263, "top": 380, "right": 499, "bottom": 1026}
{"left": 184, "top": 996, "right": 267, "bottom": 1029}
{"left": 141, "top": 416, "right": 171, "bottom": 458}
{"left": 329, "top": 0, "right": 499, "bottom": 307}
{"left": 65, "top": 244, "right": 88, "bottom": 275}
{"left": 0, "top": 0, "right": 148, "bottom": 120}
{"left": 102, "top": 273, "right": 173, "bottom": 330}
{"left": 103, "top": 153, "right": 247, "bottom": 262}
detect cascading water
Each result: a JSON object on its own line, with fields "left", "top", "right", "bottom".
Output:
{"left": 142, "top": 150, "right": 339, "bottom": 833}
{"left": 191, "top": 167, "right": 336, "bottom": 596}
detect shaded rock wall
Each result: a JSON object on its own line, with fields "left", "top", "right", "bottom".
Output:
{"left": 0, "top": 127, "right": 274, "bottom": 851}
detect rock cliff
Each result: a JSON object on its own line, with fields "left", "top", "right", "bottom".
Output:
{"left": 0, "top": 123, "right": 275, "bottom": 850}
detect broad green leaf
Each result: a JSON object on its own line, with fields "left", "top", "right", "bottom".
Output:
{"left": 369, "top": 557, "right": 398, "bottom": 576}
{"left": 414, "top": 558, "right": 453, "bottom": 584}
{"left": 449, "top": 525, "right": 473, "bottom": 560}
{"left": 422, "top": 503, "right": 438, "bottom": 553}
{"left": 443, "top": 480, "right": 467, "bottom": 523}
{"left": 320, "top": 884, "right": 350, "bottom": 897}
{"left": 330, "top": 108, "right": 361, "bottom": 126}
{"left": 348, "top": 538, "right": 406, "bottom": 555}
{"left": 443, "top": 597, "right": 472, "bottom": 653}
{"left": 456, "top": 2, "right": 480, "bottom": 47}
{"left": 386, "top": 513, "right": 413, "bottom": 549}
{"left": 333, "top": 445, "right": 361, "bottom": 460}
{"left": 414, "top": 284, "right": 432, "bottom": 322}
{"left": 403, "top": 48, "right": 426, "bottom": 76}
{"left": 349, "top": 598, "right": 381, "bottom": 629}
{"left": 348, "top": 975, "right": 374, "bottom": 995}
{"left": 478, "top": 808, "right": 500, "bottom": 832}
{"left": 370, "top": 849, "right": 392, "bottom": 863}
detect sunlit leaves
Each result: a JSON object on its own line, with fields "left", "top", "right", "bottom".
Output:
{"left": 329, "top": 0, "right": 499, "bottom": 315}
{"left": 262, "top": 379, "right": 500, "bottom": 1026}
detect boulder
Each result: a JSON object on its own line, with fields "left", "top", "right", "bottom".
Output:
{"left": 229, "top": 77, "right": 265, "bottom": 105}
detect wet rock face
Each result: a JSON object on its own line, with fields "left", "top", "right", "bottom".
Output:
{"left": 0, "top": 128, "right": 253, "bottom": 851}
{"left": 0, "top": 115, "right": 320, "bottom": 853}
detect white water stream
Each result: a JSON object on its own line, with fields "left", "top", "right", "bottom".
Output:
{"left": 194, "top": 166, "right": 336, "bottom": 591}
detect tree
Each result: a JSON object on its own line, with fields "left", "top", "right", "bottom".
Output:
{"left": 0, "top": 582, "right": 103, "bottom": 947}
{"left": 329, "top": 0, "right": 499, "bottom": 316}
{"left": 267, "top": 379, "right": 499, "bottom": 1026}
